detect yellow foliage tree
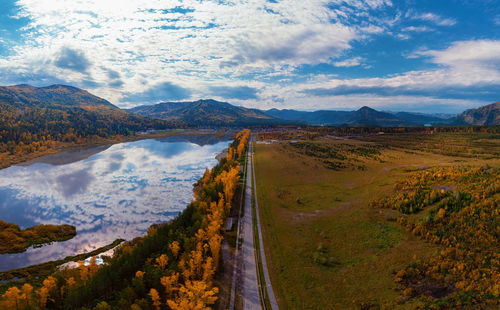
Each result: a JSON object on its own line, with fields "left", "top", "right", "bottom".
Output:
{"left": 187, "top": 244, "right": 204, "bottom": 280}
{"left": 216, "top": 166, "right": 240, "bottom": 204}
{"left": 78, "top": 261, "right": 89, "bottom": 282}
{"left": 21, "top": 283, "right": 33, "bottom": 308}
{"left": 161, "top": 272, "right": 180, "bottom": 298}
{"left": 135, "top": 270, "right": 145, "bottom": 279}
{"left": 438, "top": 208, "right": 446, "bottom": 219}
{"left": 156, "top": 254, "right": 169, "bottom": 271}
{"left": 169, "top": 241, "right": 181, "bottom": 259}
{"left": 149, "top": 288, "right": 161, "bottom": 310}
{"left": 2, "top": 286, "right": 21, "bottom": 309}
{"left": 208, "top": 234, "right": 222, "bottom": 269}
{"left": 94, "top": 301, "right": 112, "bottom": 310}
{"left": 167, "top": 280, "right": 218, "bottom": 310}
{"left": 66, "top": 277, "right": 76, "bottom": 291}
{"left": 37, "top": 287, "right": 49, "bottom": 309}
{"left": 226, "top": 147, "right": 234, "bottom": 161}
{"left": 202, "top": 257, "right": 215, "bottom": 285}
{"left": 88, "top": 256, "right": 99, "bottom": 278}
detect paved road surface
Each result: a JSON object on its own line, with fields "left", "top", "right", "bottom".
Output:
{"left": 242, "top": 140, "right": 261, "bottom": 310}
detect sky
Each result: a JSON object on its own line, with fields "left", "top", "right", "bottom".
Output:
{"left": 0, "top": 0, "right": 498, "bottom": 113}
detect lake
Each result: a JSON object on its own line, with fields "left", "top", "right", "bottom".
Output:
{"left": 0, "top": 135, "right": 230, "bottom": 271}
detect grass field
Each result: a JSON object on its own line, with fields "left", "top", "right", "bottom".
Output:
{"left": 254, "top": 131, "right": 499, "bottom": 309}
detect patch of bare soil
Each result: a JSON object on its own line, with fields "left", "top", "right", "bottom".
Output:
{"left": 405, "top": 279, "right": 455, "bottom": 300}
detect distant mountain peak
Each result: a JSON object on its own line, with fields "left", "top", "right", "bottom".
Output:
{"left": 13, "top": 84, "right": 80, "bottom": 91}
{"left": 196, "top": 99, "right": 219, "bottom": 103}
{"left": 357, "top": 106, "right": 375, "bottom": 112}
{"left": 42, "top": 84, "right": 82, "bottom": 91}
{"left": 14, "top": 84, "right": 37, "bottom": 89}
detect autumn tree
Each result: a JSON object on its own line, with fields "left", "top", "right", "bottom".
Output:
{"left": 2, "top": 286, "right": 21, "bottom": 309}
{"left": 155, "top": 254, "right": 169, "bottom": 271}
{"left": 169, "top": 241, "right": 181, "bottom": 259}
{"left": 21, "top": 283, "right": 33, "bottom": 308}
{"left": 161, "top": 272, "right": 180, "bottom": 298}
{"left": 149, "top": 288, "right": 161, "bottom": 310}
{"left": 167, "top": 281, "right": 218, "bottom": 310}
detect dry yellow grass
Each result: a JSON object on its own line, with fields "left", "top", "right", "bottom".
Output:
{"left": 254, "top": 134, "right": 499, "bottom": 309}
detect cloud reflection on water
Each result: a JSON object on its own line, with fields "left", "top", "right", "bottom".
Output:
{"left": 0, "top": 137, "right": 230, "bottom": 271}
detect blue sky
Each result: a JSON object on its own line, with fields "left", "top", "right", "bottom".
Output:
{"left": 0, "top": 0, "right": 498, "bottom": 113}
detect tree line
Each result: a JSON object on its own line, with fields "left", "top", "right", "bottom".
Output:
{"left": 0, "top": 103, "right": 172, "bottom": 157}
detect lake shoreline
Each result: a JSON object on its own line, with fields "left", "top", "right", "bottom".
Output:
{"left": 0, "top": 221, "right": 77, "bottom": 255}
{"left": 0, "top": 239, "right": 125, "bottom": 281}
{"left": 0, "top": 129, "right": 229, "bottom": 170}
{"left": 0, "top": 132, "right": 233, "bottom": 278}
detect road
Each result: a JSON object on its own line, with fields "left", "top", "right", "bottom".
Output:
{"left": 241, "top": 139, "right": 261, "bottom": 309}
{"left": 231, "top": 137, "right": 278, "bottom": 310}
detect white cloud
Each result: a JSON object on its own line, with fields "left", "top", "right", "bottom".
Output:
{"left": 402, "top": 26, "right": 433, "bottom": 32}
{"left": 0, "top": 0, "right": 394, "bottom": 106}
{"left": 0, "top": 1, "right": 495, "bottom": 112}
{"left": 237, "top": 39, "right": 500, "bottom": 111}
{"left": 343, "top": 0, "right": 392, "bottom": 10}
{"left": 411, "top": 12, "right": 456, "bottom": 26}
{"left": 333, "top": 57, "right": 364, "bottom": 67}
{"left": 416, "top": 40, "right": 500, "bottom": 67}
{"left": 396, "top": 33, "right": 410, "bottom": 40}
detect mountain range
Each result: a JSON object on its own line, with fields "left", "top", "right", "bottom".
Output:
{"left": 0, "top": 84, "right": 172, "bottom": 140}
{"left": 126, "top": 99, "right": 283, "bottom": 126}
{"left": 264, "top": 107, "right": 455, "bottom": 126}
{"left": 130, "top": 99, "right": 499, "bottom": 127}
{"left": 1, "top": 84, "right": 499, "bottom": 129}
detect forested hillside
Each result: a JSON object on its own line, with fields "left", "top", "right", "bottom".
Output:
{"left": 127, "top": 99, "right": 282, "bottom": 126}
{"left": 0, "top": 85, "right": 173, "bottom": 166}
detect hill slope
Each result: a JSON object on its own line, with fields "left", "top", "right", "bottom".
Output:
{"left": 0, "top": 84, "right": 118, "bottom": 112}
{"left": 455, "top": 102, "right": 500, "bottom": 125}
{"left": 128, "top": 99, "right": 283, "bottom": 126}
{"left": 127, "top": 101, "right": 190, "bottom": 119}
{"left": 0, "top": 84, "right": 169, "bottom": 154}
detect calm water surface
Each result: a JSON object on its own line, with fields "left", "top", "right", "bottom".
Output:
{"left": 0, "top": 135, "right": 230, "bottom": 271}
